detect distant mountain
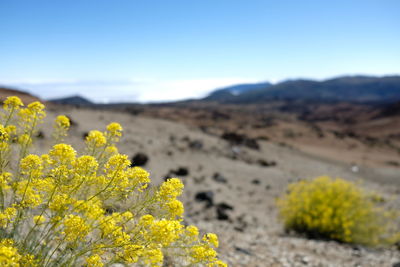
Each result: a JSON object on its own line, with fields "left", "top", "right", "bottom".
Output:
{"left": 50, "top": 95, "right": 93, "bottom": 106}
{"left": 205, "top": 82, "right": 272, "bottom": 101}
{"left": 203, "top": 76, "right": 400, "bottom": 104}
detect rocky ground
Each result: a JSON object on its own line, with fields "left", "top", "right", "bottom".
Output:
{"left": 34, "top": 105, "right": 400, "bottom": 266}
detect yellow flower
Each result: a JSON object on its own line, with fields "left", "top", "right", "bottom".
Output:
{"left": 213, "top": 260, "right": 228, "bottom": 267}
{"left": 147, "top": 219, "right": 183, "bottom": 246}
{"left": 73, "top": 198, "right": 104, "bottom": 220}
{"left": 86, "top": 130, "right": 107, "bottom": 148}
{"left": 20, "top": 154, "right": 43, "bottom": 177}
{"left": 53, "top": 115, "right": 71, "bottom": 141}
{"left": 0, "top": 240, "right": 22, "bottom": 266}
{"left": 33, "top": 215, "right": 46, "bottom": 224}
{"left": 86, "top": 254, "right": 103, "bottom": 267}
{"left": 55, "top": 115, "right": 70, "bottom": 129}
{"left": 139, "top": 214, "right": 154, "bottom": 227}
{"left": 165, "top": 199, "right": 184, "bottom": 218}
{"left": 20, "top": 254, "right": 37, "bottom": 267}
{"left": 18, "top": 134, "right": 32, "bottom": 146}
{"left": 186, "top": 225, "right": 199, "bottom": 242}
{"left": 27, "top": 102, "right": 45, "bottom": 113}
{"left": 277, "top": 176, "right": 396, "bottom": 246}
{"left": 0, "top": 97, "right": 228, "bottom": 266}
{"left": 106, "top": 122, "right": 123, "bottom": 140}
{"left": 73, "top": 155, "right": 99, "bottom": 176}
{"left": 49, "top": 143, "right": 76, "bottom": 164}
{"left": 15, "top": 181, "right": 42, "bottom": 208}
{"left": 0, "top": 125, "right": 9, "bottom": 141}
{"left": 104, "top": 144, "right": 118, "bottom": 155}
{"left": 190, "top": 244, "right": 217, "bottom": 263}
{"left": 158, "top": 178, "right": 184, "bottom": 200}
{"left": 119, "top": 244, "right": 143, "bottom": 263}
{"left": 203, "top": 233, "right": 219, "bottom": 248}
{"left": 5, "top": 125, "right": 16, "bottom": 136}
{"left": 0, "top": 172, "right": 12, "bottom": 190}
{"left": 141, "top": 247, "right": 163, "bottom": 266}
{"left": 3, "top": 96, "right": 23, "bottom": 111}
{"left": 62, "top": 214, "right": 90, "bottom": 242}
{"left": 18, "top": 101, "right": 46, "bottom": 124}
{"left": 49, "top": 194, "right": 72, "bottom": 212}
{"left": 0, "top": 207, "right": 17, "bottom": 228}
{"left": 105, "top": 154, "right": 130, "bottom": 170}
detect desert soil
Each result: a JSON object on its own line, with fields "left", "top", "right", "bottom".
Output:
{"left": 35, "top": 106, "right": 400, "bottom": 267}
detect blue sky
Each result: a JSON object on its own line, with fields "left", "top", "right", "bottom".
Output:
{"left": 1, "top": 0, "right": 399, "bottom": 103}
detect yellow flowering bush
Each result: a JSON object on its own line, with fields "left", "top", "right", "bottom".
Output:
{"left": 0, "top": 96, "right": 227, "bottom": 267}
{"left": 277, "top": 176, "right": 400, "bottom": 246}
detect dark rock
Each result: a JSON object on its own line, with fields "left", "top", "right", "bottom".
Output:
{"left": 216, "top": 202, "right": 234, "bottom": 220}
{"left": 213, "top": 173, "right": 227, "bottom": 183}
{"left": 258, "top": 159, "right": 277, "bottom": 167}
{"left": 199, "top": 126, "right": 209, "bottom": 133}
{"left": 234, "top": 226, "right": 245, "bottom": 232}
{"left": 189, "top": 140, "right": 203, "bottom": 150}
{"left": 235, "top": 214, "right": 248, "bottom": 232}
{"left": 395, "top": 240, "right": 400, "bottom": 251}
{"left": 105, "top": 207, "right": 117, "bottom": 215}
{"left": 163, "top": 174, "right": 173, "bottom": 181}
{"left": 36, "top": 131, "right": 45, "bottom": 139}
{"left": 393, "top": 263, "right": 400, "bottom": 267}
{"left": 130, "top": 153, "right": 149, "bottom": 167}
{"left": 193, "top": 176, "right": 205, "bottom": 184}
{"left": 171, "top": 167, "right": 189, "bottom": 176}
{"left": 257, "top": 136, "right": 270, "bottom": 141}
{"left": 234, "top": 246, "right": 252, "bottom": 256}
{"left": 265, "top": 185, "right": 271, "bottom": 190}
{"left": 332, "top": 130, "right": 346, "bottom": 139}
{"left": 309, "top": 124, "right": 324, "bottom": 138}
{"left": 386, "top": 161, "right": 400, "bottom": 166}
{"left": 211, "top": 110, "right": 230, "bottom": 120}
{"left": 221, "top": 132, "right": 260, "bottom": 150}
{"left": 82, "top": 132, "right": 89, "bottom": 140}
{"left": 126, "top": 107, "right": 142, "bottom": 116}
{"left": 181, "top": 136, "right": 190, "bottom": 142}
{"left": 244, "top": 138, "right": 260, "bottom": 150}
{"left": 345, "top": 131, "right": 359, "bottom": 139}
{"left": 195, "top": 191, "right": 214, "bottom": 208}
{"left": 252, "top": 179, "right": 260, "bottom": 185}
{"left": 352, "top": 247, "right": 362, "bottom": 257}
{"left": 67, "top": 116, "right": 78, "bottom": 127}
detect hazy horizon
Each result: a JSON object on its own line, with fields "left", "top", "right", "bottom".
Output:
{"left": 1, "top": 0, "right": 399, "bottom": 103}
{"left": 2, "top": 73, "right": 400, "bottom": 104}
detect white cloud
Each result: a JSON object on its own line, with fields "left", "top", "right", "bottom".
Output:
{"left": 1, "top": 77, "right": 258, "bottom": 103}
{"left": 136, "top": 78, "right": 256, "bottom": 102}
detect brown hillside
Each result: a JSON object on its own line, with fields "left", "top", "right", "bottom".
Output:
{"left": 0, "top": 87, "right": 41, "bottom": 104}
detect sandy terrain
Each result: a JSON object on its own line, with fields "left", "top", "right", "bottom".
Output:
{"left": 30, "top": 105, "right": 400, "bottom": 266}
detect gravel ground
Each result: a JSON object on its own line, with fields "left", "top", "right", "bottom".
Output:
{"left": 37, "top": 106, "right": 400, "bottom": 266}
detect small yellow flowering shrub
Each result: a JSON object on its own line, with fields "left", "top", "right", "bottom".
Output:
{"left": 0, "top": 96, "right": 227, "bottom": 267}
{"left": 277, "top": 176, "right": 399, "bottom": 246}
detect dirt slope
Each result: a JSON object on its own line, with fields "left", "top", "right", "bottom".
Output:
{"left": 32, "top": 106, "right": 400, "bottom": 266}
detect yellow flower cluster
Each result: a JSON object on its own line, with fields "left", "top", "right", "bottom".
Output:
{"left": 277, "top": 176, "right": 400, "bottom": 246}
{"left": 0, "top": 96, "right": 227, "bottom": 266}
{"left": 0, "top": 239, "right": 36, "bottom": 267}
{"left": 53, "top": 115, "right": 70, "bottom": 142}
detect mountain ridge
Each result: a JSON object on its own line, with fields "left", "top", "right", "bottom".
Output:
{"left": 204, "top": 75, "right": 400, "bottom": 104}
